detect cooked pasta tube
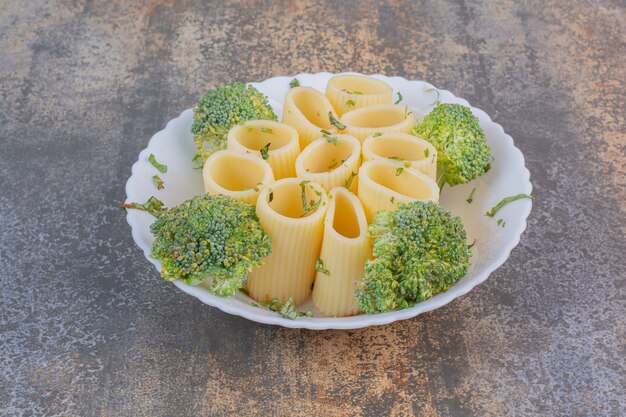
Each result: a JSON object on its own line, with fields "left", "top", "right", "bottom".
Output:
{"left": 202, "top": 150, "right": 274, "bottom": 205}
{"left": 358, "top": 159, "right": 439, "bottom": 222}
{"left": 295, "top": 134, "right": 361, "bottom": 193}
{"left": 312, "top": 188, "right": 371, "bottom": 317}
{"left": 227, "top": 120, "right": 300, "bottom": 179}
{"left": 325, "top": 74, "right": 393, "bottom": 116}
{"left": 247, "top": 178, "right": 328, "bottom": 306}
{"left": 282, "top": 86, "right": 339, "bottom": 148}
{"left": 362, "top": 133, "right": 438, "bottom": 180}
{"left": 340, "top": 104, "right": 416, "bottom": 142}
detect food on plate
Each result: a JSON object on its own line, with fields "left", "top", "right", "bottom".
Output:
{"left": 246, "top": 178, "right": 328, "bottom": 306}
{"left": 149, "top": 194, "right": 272, "bottom": 296}
{"left": 413, "top": 102, "right": 491, "bottom": 188}
{"left": 294, "top": 134, "right": 361, "bottom": 193}
{"left": 226, "top": 120, "right": 300, "bottom": 179}
{"left": 202, "top": 149, "right": 274, "bottom": 204}
{"left": 312, "top": 188, "right": 371, "bottom": 317}
{"left": 356, "top": 201, "right": 471, "bottom": 313}
{"left": 357, "top": 159, "right": 439, "bottom": 222}
{"left": 325, "top": 74, "right": 393, "bottom": 116}
{"left": 192, "top": 82, "right": 277, "bottom": 160}
{"left": 339, "top": 104, "right": 416, "bottom": 142}
{"left": 125, "top": 74, "right": 535, "bottom": 320}
{"left": 485, "top": 193, "right": 534, "bottom": 217}
{"left": 361, "top": 132, "right": 437, "bottom": 180}
{"left": 282, "top": 86, "right": 338, "bottom": 148}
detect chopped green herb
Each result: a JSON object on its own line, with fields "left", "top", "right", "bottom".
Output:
{"left": 192, "top": 153, "right": 204, "bottom": 169}
{"left": 121, "top": 196, "right": 166, "bottom": 218}
{"left": 467, "top": 187, "right": 476, "bottom": 204}
{"left": 260, "top": 142, "right": 271, "bottom": 160}
{"left": 497, "top": 218, "right": 506, "bottom": 227}
{"left": 404, "top": 105, "right": 409, "bottom": 119}
{"left": 390, "top": 196, "right": 395, "bottom": 203}
{"left": 388, "top": 156, "right": 403, "bottom": 162}
{"left": 468, "top": 239, "right": 477, "bottom": 249}
{"left": 315, "top": 258, "right": 330, "bottom": 276}
{"left": 373, "top": 132, "right": 383, "bottom": 137}
{"left": 395, "top": 91, "right": 403, "bottom": 104}
{"left": 485, "top": 194, "right": 534, "bottom": 217}
{"left": 329, "top": 112, "right": 346, "bottom": 130}
{"left": 325, "top": 135, "right": 338, "bottom": 145}
{"left": 395, "top": 167, "right": 404, "bottom": 176}
{"left": 252, "top": 182, "right": 262, "bottom": 192}
{"left": 320, "top": 129, "right": 332, "bottom": 135}
{"left": 353, "top": 90, "right": 363, "bottom": 95}
{"left": 246, "top": 126, "right": 253, "bottom": 133}
{"left": 251, "top": 302, "right": 260, "bottom": 307}
{"left": 346, "top": 99, "right": 355, "bottom": 107}
{"left": 267, "top": 297, "right": 312, "bottom": 320}
{"left": 261, "top": 127, "right": 273, "bottom": 134}
{"left": 299, "top": 181, "right": 322, "bottom": 217}
{"left": 345, "top": 171, "right": 357, "bottom": 189}
{"left": 149, "top": 154, "right": 167, "bottom": 173}
{"left": 424, "top": 148, "right": 430, "bottom": 158}
{"left": 152, "top": 175, "right": 165, "bottom": 189}
{"left": 403, "top": 161, "right": 412, "bottom": 168}
{"left": 289, "top": 78, "right": 300, "bottom": 88}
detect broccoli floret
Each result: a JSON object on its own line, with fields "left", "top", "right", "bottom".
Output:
{"left": 356, "top": 201, "right": 471, "bottom": 313}
{"left": 191, "top": 82, "right": 277, "bottom": 160}
{"left": 149, "top": 194, "right": 272, "bottom": 296}
{"left": 414, "top": 103, "right": 491, "bottom": 187}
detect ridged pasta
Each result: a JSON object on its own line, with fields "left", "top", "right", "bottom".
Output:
{"left": 362, "top": 132, "right": 438, "bottom": 180}
{"left": 312, "top": 188, "right": 371, "bottom": 317}
{"left": 202, "top": 150, "right": 274, "bottom": 205}
{"left": 358, "top": 159, "right": 439, "bottom": 222}
{"left": 340, "top": 104, "right": 416, "bottom": 142}
{"left": 282, "top": 86, "right": 339, "bottom": 148}
{"left": 294, "top": 134, "right": 361, "bottom": 193}
{"left": 227, "top": 120, "right": 300, "bottom": 179}
{"left": 325, "top": 75, "right": 393, "bottom": 116}
{"left": 246, "top": 178, "right": 328, "bottom": 306}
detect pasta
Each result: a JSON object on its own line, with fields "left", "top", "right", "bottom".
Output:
{"left": 202, "top": 149, "right": 274, "bottom": 205}
{"left": 282, "top": 86, "right": 339, "bottom": 148}
{"left": 294, "top": 134, "right": 361, "bottom": 193}
{"left": 246, "top": 178, "right": 328, "bottom": 306}
{"left": 227, "top": 120, "right": 300, "bottom": 179}
{"left": 362, "top": 132, "right": 438, "bottom": 180}
{"left": 312, "top": 187, "right": 371, "bottom": 317}
{"left": 325, "top": 74, "right": 393, "bottom": 116}
{"left": 339, "top": 104, "right": 416, "bottom": 142}
{"left": 358, "top": 159, "right": 439, "bottom": 222}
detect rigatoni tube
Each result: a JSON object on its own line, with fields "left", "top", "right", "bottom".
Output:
{"left": 312, "top": 188, "right": 371, "bottom": 317}
{"left": 358, "top": 159, "right": 439, "bottom": 222}
{"left": 246, "top": 178, "right": 328, "bottom": 306}
{"left": 295, "top": 134, "right": 361, "bottom": 193}
{"left": 325, "top": 74, "right": 393, "bottom": 116}
{"left": 362, "top": 133, "right": 437, "bottom": 180}
{"left": 202, "top": 150, "right": 274, "bottom": 205}
{"left": 340, "top": 104, "right": 416, "bottom": 143}
{"left": 282, "top": 86, "right": 339, "bottom": 149}
{"left": 227, "top": 120, "right": 300, "bottom": 179}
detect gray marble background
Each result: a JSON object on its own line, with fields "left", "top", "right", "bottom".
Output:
{"left": 1, "top": 0, "right": 624, "bottom": 416}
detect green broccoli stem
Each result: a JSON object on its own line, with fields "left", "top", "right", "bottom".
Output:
{"left": 485, "top": 193, "right": 534, "bottom": 217}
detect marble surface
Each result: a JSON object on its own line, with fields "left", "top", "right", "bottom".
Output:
{"left": 1, "top": 1, "right": 624, "bottom": 416}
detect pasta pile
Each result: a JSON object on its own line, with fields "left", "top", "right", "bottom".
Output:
{"left": 202, "top": 74, "right": 439, "bottom": 317}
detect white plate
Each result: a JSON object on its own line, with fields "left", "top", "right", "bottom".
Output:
{"left": 125, "top": 72, "right": 532, "bottom": 330}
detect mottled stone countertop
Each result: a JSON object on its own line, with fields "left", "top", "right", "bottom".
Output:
{"left": 1, "top": 1, "right": 624, "bottom": 416}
